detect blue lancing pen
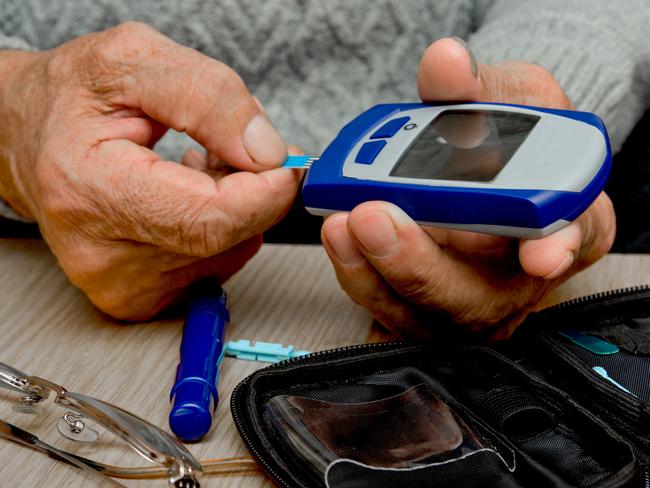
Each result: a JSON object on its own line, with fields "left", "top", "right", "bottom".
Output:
{"left": 169, "top": 285, "right": 228, "bottom": 442}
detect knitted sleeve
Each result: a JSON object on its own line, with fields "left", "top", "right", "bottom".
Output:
{"left": 469, "top": 0, "right": 650, "bottom": 152}
{"left": 0, "top": 34, "right": 33, "bottom": 52}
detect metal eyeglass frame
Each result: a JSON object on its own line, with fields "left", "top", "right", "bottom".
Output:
{"left": 0, "top": 361, "right": 258, "bottom": 486}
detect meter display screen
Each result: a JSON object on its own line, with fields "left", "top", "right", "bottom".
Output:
{"left": 390, "top": 110, "right": 540, "bottom": 182}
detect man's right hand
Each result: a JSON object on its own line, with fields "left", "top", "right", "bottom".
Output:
{"left": 0, "top": 22, "right": 302, "bottom": 320}
{"left": 321, "top": 38, "right": 616, "bottom": 341}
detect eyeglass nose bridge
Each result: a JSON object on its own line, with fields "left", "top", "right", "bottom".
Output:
{"left": 25, "top": 375, "right": 64, "bottom": 398}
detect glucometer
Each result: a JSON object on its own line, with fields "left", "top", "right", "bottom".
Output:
{"left": 288, "top": 102, "right": 611, "bottom": 239}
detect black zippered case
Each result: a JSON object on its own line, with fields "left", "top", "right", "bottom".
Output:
{"left": 231, "top": 288, "right": 650, "bottom": 488}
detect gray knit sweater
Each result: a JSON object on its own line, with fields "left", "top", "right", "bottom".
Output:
{"left": 2, "top": 0, "right": 650, "bottom": 159}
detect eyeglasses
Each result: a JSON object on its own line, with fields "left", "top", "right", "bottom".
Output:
{"left": 0, "top": 361, "right": 259, "bottom": 486}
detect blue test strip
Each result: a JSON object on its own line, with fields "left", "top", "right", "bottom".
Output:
{"left": 282, "top": 155, "right": 316, "bottom": 168}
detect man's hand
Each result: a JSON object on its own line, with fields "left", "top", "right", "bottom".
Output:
{"left": 0, "top": 22, "right": 301, "bottom": 320}
{"left": 321, "top": 38, "right": 616, "bottom": 340}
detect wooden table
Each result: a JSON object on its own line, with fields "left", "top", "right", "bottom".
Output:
{"left": 0, "top": 238, "right": 649, "bottom": 487}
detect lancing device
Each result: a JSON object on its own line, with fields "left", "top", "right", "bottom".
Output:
{"left": 285, "top": 102, "right": 612, "bottom": 239}
{"left": 169, "top": 286, "right": 228, "bottom": 442}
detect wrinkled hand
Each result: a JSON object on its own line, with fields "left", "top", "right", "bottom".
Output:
{"left": 321, "top": 38, "right": 616, "bottom": 340}
{"left": 0, "top": 22, "right": 301, "bottom": 320}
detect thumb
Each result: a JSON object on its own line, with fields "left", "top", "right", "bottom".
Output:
{"left": 417, "top": 37, "right": 613, "bottom": 284}
{"left": 417, "top": 37, "right": 573, "bottom": 109}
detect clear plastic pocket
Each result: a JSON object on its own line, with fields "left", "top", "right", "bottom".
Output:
{"left": 264, "top": 383, "right": 515, "bottom": 487}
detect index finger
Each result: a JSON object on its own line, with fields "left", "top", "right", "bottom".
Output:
{"left": 95, "top": 22, "right": 286, "bottom": 170}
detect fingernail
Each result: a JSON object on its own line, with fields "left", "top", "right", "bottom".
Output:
{"left": 325, "top": 227, "right": 365, "bottom": 266}
{"left": 544, "top": 251, "right": 575, "bottom": 280}
{"left": 452, "top": 37, "right": 479, "bottom": 79}
{"left": 243, "top": 114, "right": 287, "bottom": 167}
{"left": 353, "top": 210, "right": 399, "bottom": 258}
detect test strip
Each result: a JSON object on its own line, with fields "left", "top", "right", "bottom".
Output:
{"left": 282, "top": 155, "right": 319, "bottom": 169}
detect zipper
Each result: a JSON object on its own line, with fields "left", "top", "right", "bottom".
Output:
{"left": 230, "top": 390, "right": 291, "bottom": 487}
{"left": 231, "top": 285, "right": 650, "bottom": 487}
{"left": 230, "top": 341, "right": 407, "bottom": 487}
{"left": 542, "top": 284, "right": 650, "bottom": 314}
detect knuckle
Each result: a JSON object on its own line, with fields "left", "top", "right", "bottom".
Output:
{"left": 43, "top": 48, "right": 71, "bottom": 84}
{"left": 35, "top": 164, "right": 96, "bottom": 228}
{"left": 179, "top": 196, "right": 234, "bottom": 258}
{"left": 454, "top": 296, "right": 509, "bottom": 328}
{"left": 526, "top": 63, "right": 571, "bottom": 107}
{"left": 57, "top": 243, "right": 109, "bottom": 285}
{"left": 224, "top": 67, "right": 248, "bottom": 97}
{"left": 524, "top": 62, "right": 553, "bottom": 79}
{"left": 104, "top": 21, "right": 157, "bottom": 49}
{"left": 172, "top": 56, "right": 252, "bottom": 136}
{"left": 452, "top": 280, "right": 539, "bottom": 329}
{"left": 112, "top": 20, "right": 156, "bottom": 37}
{"left": 389, "top": 262, "right": 445, "bottom": 304}
{"left": 93, "top": 21, "right": 162, "bottom": 69}
{"left": 209, "top": 62, "right": 246, "bottom": 93}
{"left": 80, "top": 270, "right": 165, "bottom": 322}
{"left": 204, "top": 63, "right": 251, "bottom": 114}
{"left": 91, "top": 289, "right": 154, "bottom": 321}
{"left": 38, "top": 185, "right": 79, "bottom": 224}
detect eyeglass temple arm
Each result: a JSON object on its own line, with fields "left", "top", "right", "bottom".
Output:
{"left": 59, "top": 456, "right": 260, "bottom": 480}
{"left": 0, "top": 361, "right": 32, "bottom": 394}
{"left": 0, "top": 415, "right": 257, "bottom": 481}
{"left": 0, "top": 418, "right": 125, "bottom": 487}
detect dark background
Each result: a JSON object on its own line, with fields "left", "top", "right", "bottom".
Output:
{"left": 3, "top": 110, "right": 650, "bottom": 252}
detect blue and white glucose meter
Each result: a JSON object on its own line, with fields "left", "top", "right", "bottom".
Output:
{"left": 299, "top": 103, "right": 611, "bottom": 238}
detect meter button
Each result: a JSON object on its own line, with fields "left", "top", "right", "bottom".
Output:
{"left": 370, "top": 116, "right": 411, "bottom": 139}
{"left": 355, "top": 140, "right": 386, "bottom": 165}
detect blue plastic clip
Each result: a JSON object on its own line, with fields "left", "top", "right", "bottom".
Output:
{"left": 592, "top": 366, "right": 637, "bottom": 398}
{"left": 558, "top": 330, "right": 619, "bottom": 355}
{"left": 225, "top": 339, "right": 310, "bottom": 363}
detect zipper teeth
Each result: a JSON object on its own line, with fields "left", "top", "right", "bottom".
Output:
{"left": 230, "top": 389, "right": 291, "bottom": 488}
{"left": 231, "top": 285, "right": 650, "bottom": 486}
{"left": 230, "top": 341, "right": 403, "bottom": 487}
{"left": 269, "top": 341, "right": 404, "bottom": 369}
{"left": 545, "top": 284, "right": 650, "bottom": 311}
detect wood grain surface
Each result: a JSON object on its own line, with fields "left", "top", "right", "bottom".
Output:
{"left": 0, "top": 238, "right": 648, "bottom": 487}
